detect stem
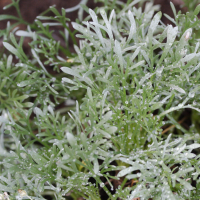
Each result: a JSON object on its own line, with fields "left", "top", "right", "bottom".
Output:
{"left": 96, "top": 176, "right": 113, "bottom": 200}
{"left": 72, "top": 189, "right": 89, "bottom": 199}
{"left": 121, "top": 177, "right": 128, "bottom": 189}
{"left": 110, "top": 0, "right": 117, "bottom": 11}
{"left": 62, "top": 23, "right": 77, "bottom": 46}
{"left": 122, "top": 75, "right": 129, "bottom": 154}
{"left": 26, "top": 114, "right": 50, "bottom": 148}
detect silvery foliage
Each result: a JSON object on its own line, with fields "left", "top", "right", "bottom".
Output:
{"left": 61, "top": 1, "right": 200, "bottom": 199}
{"left": 1, "top": 0, "right": 200, "bottom": 199}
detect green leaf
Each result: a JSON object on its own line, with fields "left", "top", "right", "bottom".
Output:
{"left": 163, "top": 13, "right": 176, "bottom": 25}
{"left": 36, "top": 16, "right": 56, "bottom": 20}
{"left": 87, "top": 87, "right": 93, "bottom": 102}
{"left": 17, "top": 80, "right": 35, "bottom": 87}
{"left": 34, "top": 107, "right": 44, "bottom": 117}
{"left": 127, "top": 10, "right": 136, "bottom": 43}
{"left": 0, "top": 183, "right": 14, "bottom": 193}
{"left": 115, "top": 40, "right": 123, "bottom": 71}
{"left": 0, "top": 14, "right": 19, "bottom": 21}
{"left": 106, "top": 126, "right": 117, "bottom": 134}
{"left": 93, "top": 158, "right": 99, "bottom": 174}
{"left": 23, "top": 102, "right": 34, "bottom": 107}
{"left": 194, "top": 4, "right": 200, "bottom": 16}
{"left": 62, "top": 77, "right": 76, "bottom": 84}
{"left": 0, "top": 116, "right": 8, "bottom": 123}
{"left": 31, "top": 49, "right": 48, "bottom": 73}
{"left": 147, "top": 11, "right": 162, "bottom": 39}
{"left": 100, "top": 9, "right": 113, "bottom": 41}
{"left": 15, "top": 95, "right": 29, "bottom": 101}
{"left": 46, "top": 83, "right": 59, "bottom": 95}
{"left": 117, "top": 165, "right": 140, "bottom": 177}
{"left": 3, "top": 42, "right": 22, "bottom": 59}
{"left": 186, "top": 143, "right": 200, "bottom": 149}
{"left": 61, "top": 67, "right": 81, "bottom": 78}
{"left": 98, "top": 111, "right": 112, "bottom": 126}
{"left": 28, "top": 150, "right": 48, "bottom": 165}
{"left": 170, "top": 2, "right": 176, "bottom": 18}
{"left": 66, "top": 132, "right": 77, "bottom": 146}
{"left": 175, "top": 28, "right": 192, "bottom": 60}
{"left": 6, "top": 55, "right": 13, "bottom": 70}
{"left": 150, "top": 102, "right": 163, "bottom": 111}
{"left": 157, "top": 25, "right": 178, "bottom": 66}
{"left": 177, "top": 178, "right": 195, "bottom": 190}
{"left": 169, "top": 84, "right": 186, "bottom": 94}
{"left": 98, "top": 128, "right": 111, "bottom": 138}
{"left": 89, "top": 9, "right": 105, "bottom": 48}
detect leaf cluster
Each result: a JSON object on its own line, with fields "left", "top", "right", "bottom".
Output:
{"left": 1, "top": 0, "right": 200, "bottom": 200}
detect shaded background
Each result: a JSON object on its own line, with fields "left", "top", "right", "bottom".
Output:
{"left": 0, "top": 0, "right": 183, "bottom": 29}
{"left": 0, "top": 0, "right": 186, "bottom": 57}
{"left": 0, "top": 0, "right": 185, "bottom": 30}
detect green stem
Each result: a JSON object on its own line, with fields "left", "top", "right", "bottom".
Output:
{"left": 96, "top": 176, "right": 113, "bottom": 200}
{"left": 62, "top": 23, "right": 77, "bottom": 46}
{"left": 122, "top": 76, "right": 129, "bottom": 154}
{"left": 26, "top": 114, "right": 50, "bottom": 148}
{"left": 121, "top": 177, "right": 128, "bottom": 189}
{"left": 110, "top": 0, "right": 117, "bottom": 11}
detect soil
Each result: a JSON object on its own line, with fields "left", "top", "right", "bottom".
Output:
{"left": 0, "top": 0, "right": 186, "bottom": 27}
{"left": 0, "top": 0, "right": 186, "bottom": 49}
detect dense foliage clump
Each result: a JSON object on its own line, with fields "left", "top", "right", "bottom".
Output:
{"left": 1, "top": 0, "right": 200, "bottom": 199}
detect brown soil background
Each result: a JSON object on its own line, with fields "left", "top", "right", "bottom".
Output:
{"left": 0, "top": 0, "right": 185, "bottom": 48}
{"left": 0, "top": 0, "right": 185, "bottom": 28}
